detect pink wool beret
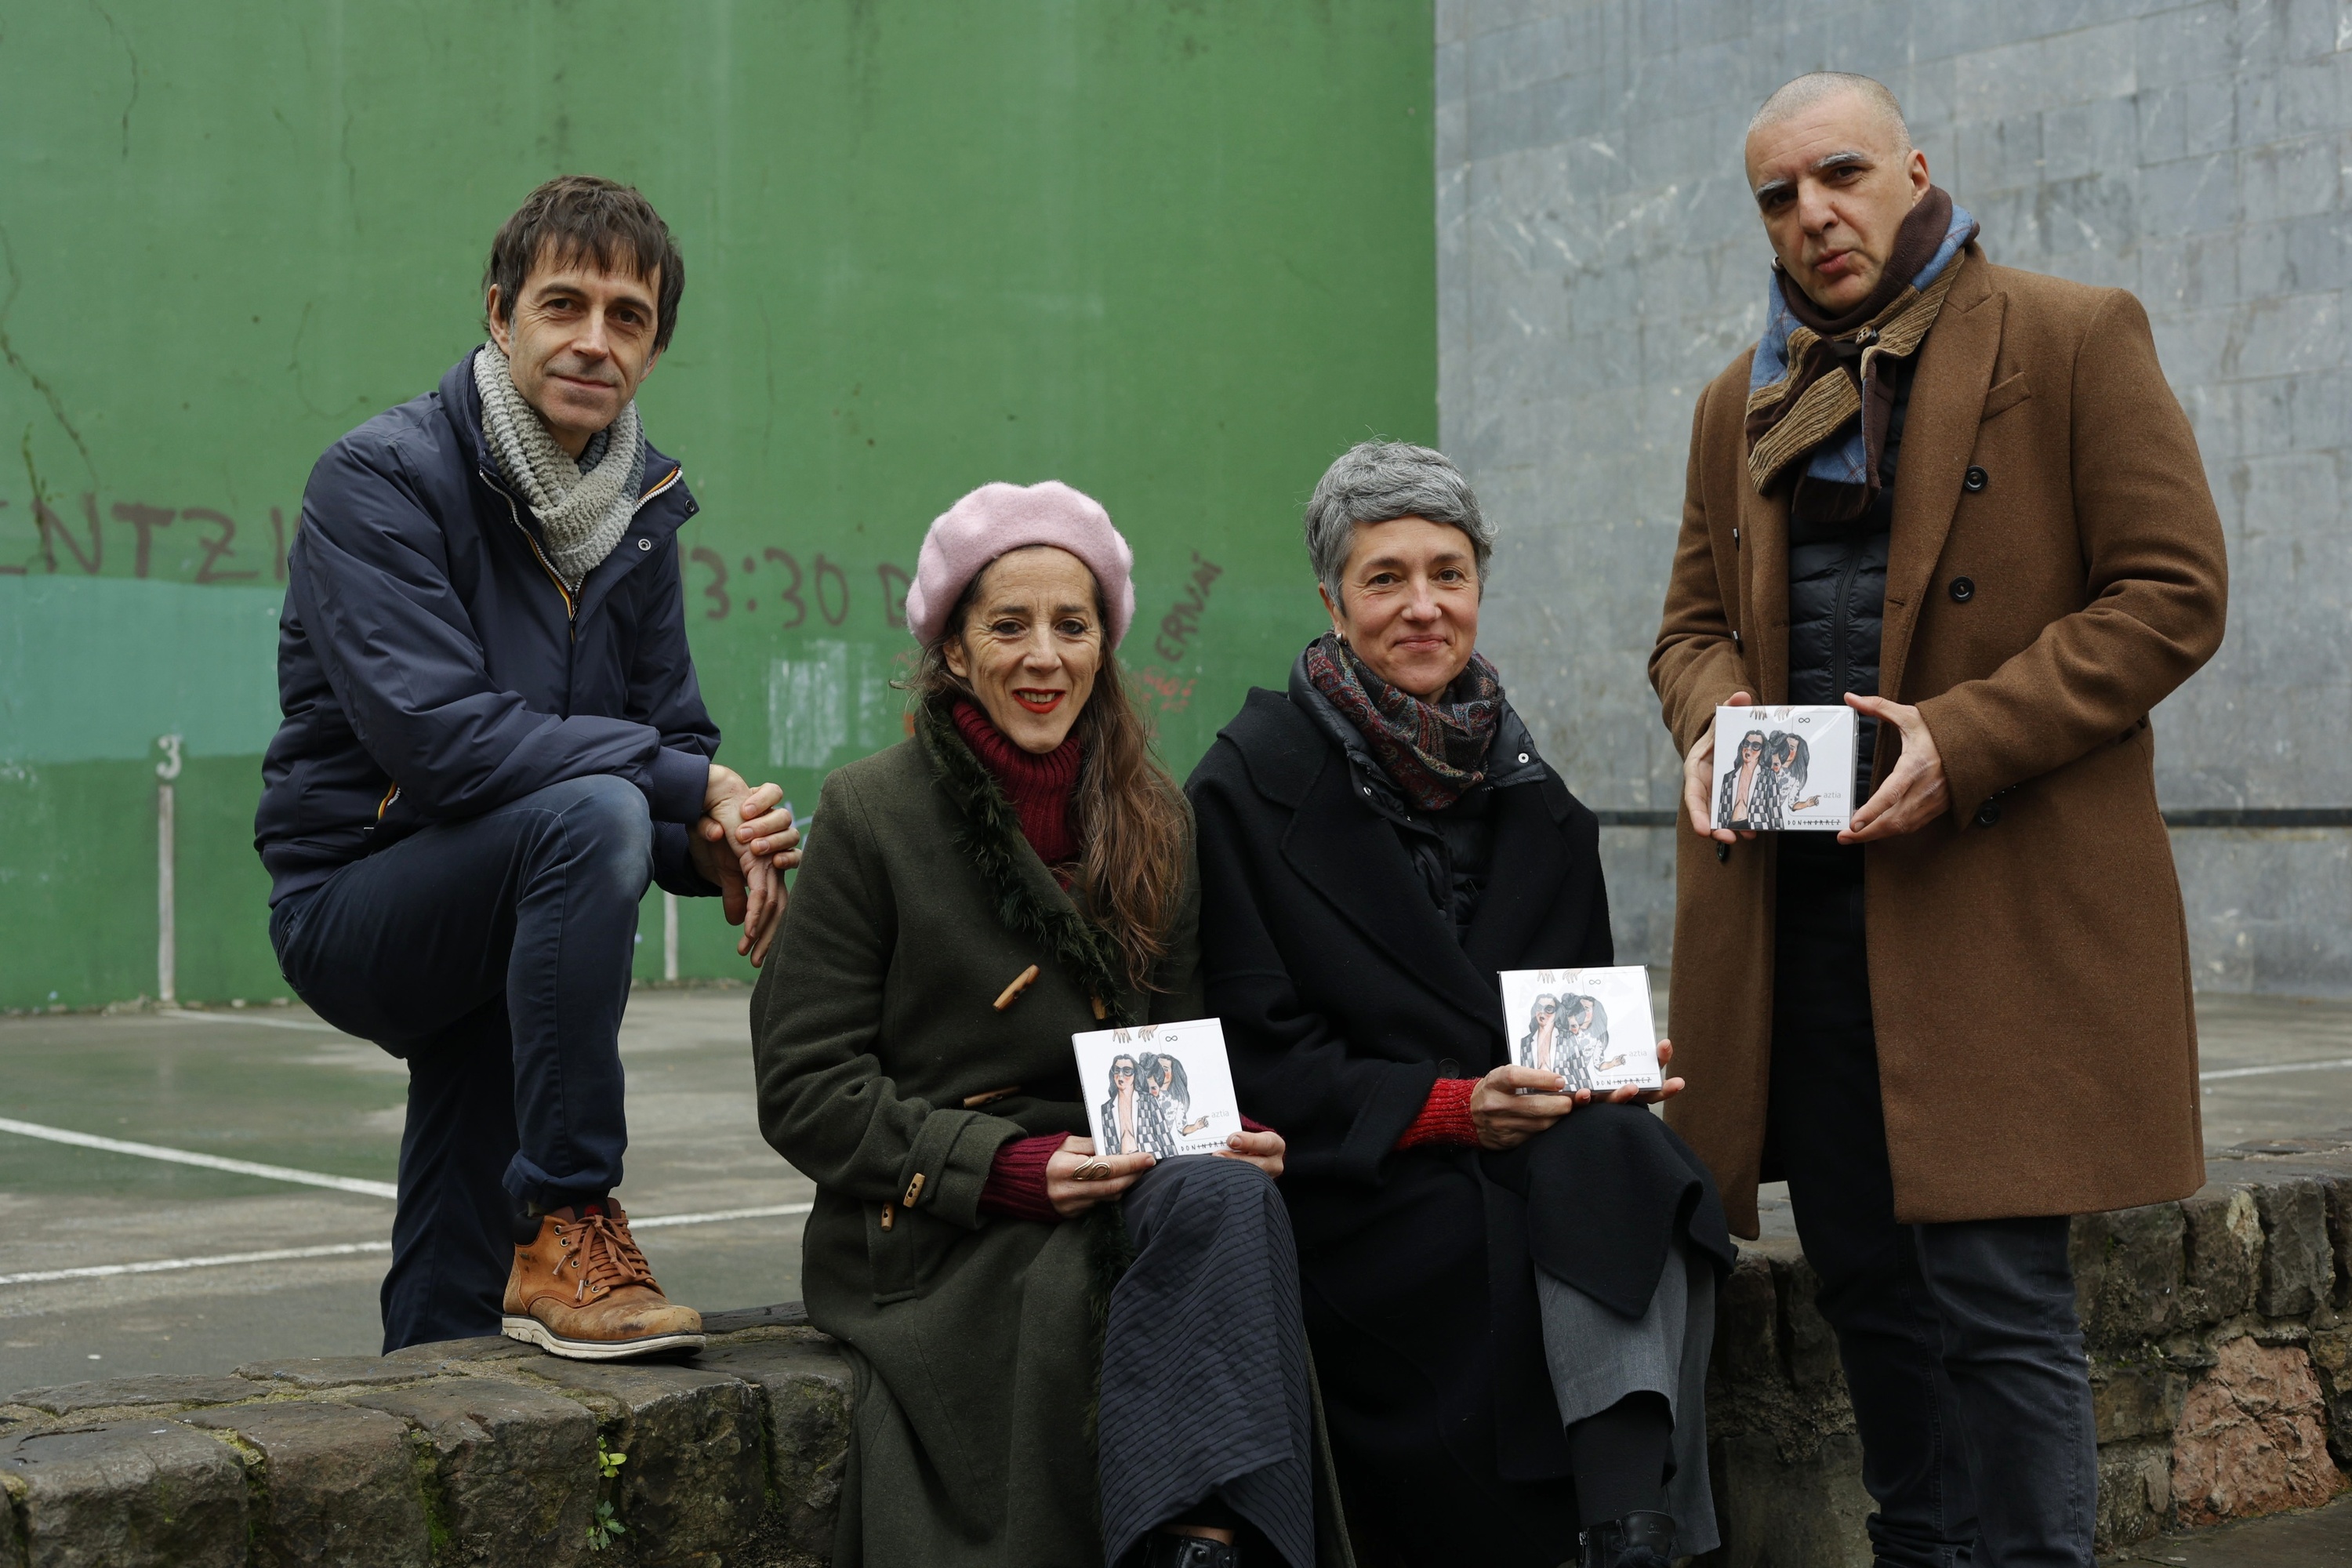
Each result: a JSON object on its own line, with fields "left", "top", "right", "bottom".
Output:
{"left": 904, "top": 481, "right": 1136, "bottom": 649}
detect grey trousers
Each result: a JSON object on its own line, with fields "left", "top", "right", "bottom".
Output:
{"left": 1536, "top": 1233, "right": 1720, "bottom": 1556}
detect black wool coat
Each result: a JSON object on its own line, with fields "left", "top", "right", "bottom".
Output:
{"left": 1189, "top": 679, "right": 1728, "bottom": 1567}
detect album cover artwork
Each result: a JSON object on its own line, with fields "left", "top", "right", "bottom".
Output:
{"left": 1496, "top": 966, "right": 1663, "bottom": 1094}
{"left": 1072, "top": 1018, "right": 1243, "bottom": 1160}
{"left": 1709, "top": 704, "right": 1857, "bottom": 832}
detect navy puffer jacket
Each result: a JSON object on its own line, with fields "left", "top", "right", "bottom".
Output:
{"left": 255, "top": 351, "right": 722, "bottom": 906}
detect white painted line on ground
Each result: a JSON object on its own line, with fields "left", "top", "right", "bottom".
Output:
{"left": 0, "top": 1203, "right": 814, "bottom": 1287}
{"left": 0, "top": 1117, "right": 400, "bottom": 1198}
{"left": 0, "top": 1240, "right": 391, "bottom": 1286}
{"left": 2201, "top": 1057, "right": 2352, "bottom": 1082}
{"left": 158, "top": 1008, "right": 351, "bottom": 1035}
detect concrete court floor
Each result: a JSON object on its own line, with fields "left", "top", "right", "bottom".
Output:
{"left": 2105, "top": 1493, "right": 2352, "bottom": 1564}
{"left": 1, "top": 987, "right": 811, "bottom": 1392}
{"left": 3, "top": 985, "right": 2350, "bottom": 1559}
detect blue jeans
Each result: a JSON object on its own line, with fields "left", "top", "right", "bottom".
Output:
{"left": 1773, "top": 844, "right": 2096, "bottom": 1567}
{"left": 271, "top": 775, "right": 657, "bottom": 1352}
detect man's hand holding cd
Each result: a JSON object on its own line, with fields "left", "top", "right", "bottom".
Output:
{"left": 1685, "top": 689, "right": 1759, "bottom": 844}
{"left": 1838, "top": 693, "right": 1950, "bottom": 843}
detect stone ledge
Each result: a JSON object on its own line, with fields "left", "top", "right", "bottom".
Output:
{"left": 1702, "top": 1138, "right": 2352, "bottom": 1566}
{"left": 10, "top": 1157, "right": 2351, "bottom": 1565}
{"left": 0, "top": 1307, "right": 849, "bottom": 1568}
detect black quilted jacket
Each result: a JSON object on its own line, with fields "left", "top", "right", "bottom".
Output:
{"left": 1784, "top": 358, "right": 1918, "bottom": 808}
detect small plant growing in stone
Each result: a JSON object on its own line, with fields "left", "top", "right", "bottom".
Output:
{"left": 587, "top": 1437, "right": 630, "bottom": 1551}
{"left": 587, "top": 1501, "right": 627, "bottom": 1552}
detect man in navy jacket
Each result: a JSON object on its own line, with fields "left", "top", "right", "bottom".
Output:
{"left": 256, "top": 177, "right": 797, "bottom": 1357}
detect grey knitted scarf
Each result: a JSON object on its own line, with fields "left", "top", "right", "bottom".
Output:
{"left": 474, "top": 341, "right": 647, "bottom": 590}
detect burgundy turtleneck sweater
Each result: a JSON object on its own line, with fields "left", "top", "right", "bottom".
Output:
{"left": 953, "top": 699, "right": 1082, "bottom": 871}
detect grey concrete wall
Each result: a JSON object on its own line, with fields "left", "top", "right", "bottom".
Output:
{"left": 1437, "top": 0, "right": 2352, "bottom": 994}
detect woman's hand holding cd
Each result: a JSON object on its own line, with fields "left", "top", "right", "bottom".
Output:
{"left": 1470, "top": 1065, "right": 1587, "bottom": 1150}
{"left": 1047, "top": 1136, "right": 1155, "bottom": 1218}
{"left": 1214, "top": 1127, "right": 1287, "bottom": 1180}
{"left": 1596, "top": 1038, "right": 1686, "bottom": 1107}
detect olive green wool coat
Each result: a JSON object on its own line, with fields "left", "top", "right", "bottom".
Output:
{"left": 750, "top": 710, "right": 1203, "bottom": 1568}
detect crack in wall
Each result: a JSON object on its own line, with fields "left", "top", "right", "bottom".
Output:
{"left": 0, "top": 226, "right": 98, "bottom": 490}
{"left": 86, "top": 0, "right": 140, "bottom": 161}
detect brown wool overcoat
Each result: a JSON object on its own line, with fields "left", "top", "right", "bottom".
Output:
{"left": 1651, "top": 244, "right": 2229, "bottom": 1236}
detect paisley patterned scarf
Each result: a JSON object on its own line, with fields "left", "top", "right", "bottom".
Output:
{"left": 1303, "top": 631, "right": 1502, "bottom": 811}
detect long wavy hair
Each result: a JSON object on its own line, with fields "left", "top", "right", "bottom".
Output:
{"left": 910, "top": 562, "right": 1190, "bottom": 994}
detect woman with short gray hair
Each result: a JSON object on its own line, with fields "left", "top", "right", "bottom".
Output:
{"left": 1187, "top": 441, "right": 1733, "bottom": 1567}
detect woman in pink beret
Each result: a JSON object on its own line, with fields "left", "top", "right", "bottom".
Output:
{"left": 751, "top": 482, "right": 1342, "bottom": 1568}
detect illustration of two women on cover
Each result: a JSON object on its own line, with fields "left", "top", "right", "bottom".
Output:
{"left": 1099, "top": 1051, "right": 1203, "bottom": 1158}
{"left": 1717, "top": 728, "right": 1818, "bottom": 830}
{"left": 1517, "top": 992, "right": 1610, "bottom": 1094}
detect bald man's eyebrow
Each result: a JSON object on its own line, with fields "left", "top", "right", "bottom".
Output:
{"left": 1751, "top": 148, "right": 1875, "bottom": 202}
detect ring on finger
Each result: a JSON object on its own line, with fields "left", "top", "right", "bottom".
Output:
{"left": 1073, "top": 1160, "right": 1111, "bottom": 1181}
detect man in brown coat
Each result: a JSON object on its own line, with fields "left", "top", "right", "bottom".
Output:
{"left": 1650, "top": 74, "right": 2227, "bottom": 1566}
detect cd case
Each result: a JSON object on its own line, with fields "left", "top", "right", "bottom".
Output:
{"left": 1073, "top": 1018, "right": 1243, "bottom": 1160}
{"left": 1497, "top": 966, "right": 1662, "bottom": 1093}
{"left": 1709, "top": 704, "right": 1857, "bottom": 832}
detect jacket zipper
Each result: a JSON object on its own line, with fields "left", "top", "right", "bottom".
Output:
{"left": 1829, "top": 539, "right": 1864, "bottom": 699}
{"left": 482, "top": 469, "right": 579, "bottom": 631}
{"left": 480, "top": 463, "right": 685, "bottom": 641}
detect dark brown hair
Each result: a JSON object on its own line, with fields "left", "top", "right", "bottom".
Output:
{"left": 914, "top": 563, "right": 1191, "bottom": 994}
{"left": 482, "top": 176, "right": 686, "bottom": 352}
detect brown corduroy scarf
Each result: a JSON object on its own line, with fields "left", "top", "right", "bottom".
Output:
{"left": 1744, "top": 187, "right": 1979, "bottom": 525}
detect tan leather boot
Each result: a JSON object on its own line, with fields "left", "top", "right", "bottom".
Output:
{"left": 501, "top": 1203, "right": 705, "bottom": 1359}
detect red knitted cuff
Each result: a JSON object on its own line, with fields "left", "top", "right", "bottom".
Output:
{"left": 978, "top": 1132, "right": 1065, "bottom": 1224}
{"left": 1396, "top": 1077, "right": 1479, "bottom": 1150}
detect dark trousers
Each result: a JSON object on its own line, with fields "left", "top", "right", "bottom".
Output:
{"left": 270, "top": 775, "right": 656, "bottom": 1352}
{"left": 1100, "top": 1156, "right": 1316, "bottom": 1568}
{"left": 1772, "top": 843, "right": 2097, "bottom": 1568}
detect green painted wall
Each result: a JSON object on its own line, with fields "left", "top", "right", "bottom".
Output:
{"left": 0, "top": 2, "right": 1436, "bottom": 1010}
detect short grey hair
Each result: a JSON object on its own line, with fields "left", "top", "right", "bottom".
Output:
{"left": 1302, "top": 441, "right": 1492, "bottom": 606}
{"left": 1748, "top": 72, "right": 1911, "bottom": 152}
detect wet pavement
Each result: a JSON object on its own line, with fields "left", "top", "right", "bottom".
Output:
{"left": 0, "top": 987, "right": 809, "bottom": 1391}
{"left": 2104, "top": 1493, "right": 2352, "bottom": 1564}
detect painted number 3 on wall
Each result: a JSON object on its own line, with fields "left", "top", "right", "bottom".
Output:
{"left": 688, "top": 548, "right": 914, "bottom": 632}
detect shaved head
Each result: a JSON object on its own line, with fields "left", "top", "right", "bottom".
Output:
{"left": 1748, "top": 73, "right": 1911, "bottom": 154}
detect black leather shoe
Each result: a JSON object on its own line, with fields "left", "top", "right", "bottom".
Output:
{"left": 1577, "top": 1509, "right": 1675, "bottom": 1567}
{"left": 1143, "top": 1531, "right": 1240, "bottom": 1568}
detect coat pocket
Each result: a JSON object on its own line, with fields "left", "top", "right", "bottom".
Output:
{"left": 1981, "top": 369, "right": 2033, "bottom": 421}
{"left": 865, "top": 1200, "right": 956, "bottom": 1305}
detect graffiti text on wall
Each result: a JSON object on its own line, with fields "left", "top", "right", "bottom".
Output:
{"left": 686, "top": 548, "right": 914, "bottom": 633}
{"left": 4, "top": 495, "right": 290, "bottom": 583}
{"left": 1152, "top": 551, "right": 1222, "bottom": 663}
